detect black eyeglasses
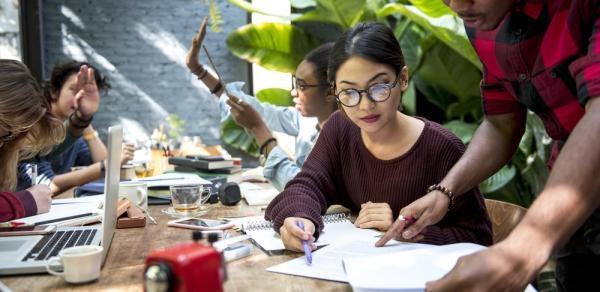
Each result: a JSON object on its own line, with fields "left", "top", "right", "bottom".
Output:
{"left": 292, "top": 76, "right": 328, "bottom": 92}
{"left": 334, "top": 74, "right": 401, "bottom": 107}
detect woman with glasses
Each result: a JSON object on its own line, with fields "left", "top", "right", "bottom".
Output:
{"left": 186, "top": 17, "right": 337, "bottom": 190}
{"left": 265, "top": 22, "right": 492, "bottom": 252}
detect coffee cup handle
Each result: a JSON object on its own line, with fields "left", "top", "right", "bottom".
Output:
{"left": 46, "top": 257, "right": 64, "bottom": 277}
{"left": 136, "top": 186, "right": 147, "bottom": 206}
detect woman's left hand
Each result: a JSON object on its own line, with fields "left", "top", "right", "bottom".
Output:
{"left": 354, "top": 201, "right": 394, "bottom": 231}
{"left": 72, "top": 65, "right": 100, "bottom": 118}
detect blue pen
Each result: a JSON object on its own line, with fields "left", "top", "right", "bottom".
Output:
{"left": 296, "top": 220, "right": 312, "bottom": 265}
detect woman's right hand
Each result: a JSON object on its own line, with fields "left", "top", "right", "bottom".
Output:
{"left": 26, "top": 184, "right": 52, "bottom": 214}
{"left": 185, "top": 16, "right": 209, "bottom": 75}
{"left": 120, "top": 143, "right": 135, "bottom": 165}
{"left": 279, "top": 217, "right": 317, "bottom": 252}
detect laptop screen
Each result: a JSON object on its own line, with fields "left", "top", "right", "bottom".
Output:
{"left": 100, "top": 125, "right": 122, "bottom": 264}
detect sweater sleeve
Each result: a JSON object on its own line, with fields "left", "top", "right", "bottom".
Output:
{"left": 264, "top": 114, "right": 342, "bottom": 237}
{"left": 0, "top": 190, "right": 37, "bottom": 222}
{"left": 419, "top": 129, "right": 493, "bottom": 246}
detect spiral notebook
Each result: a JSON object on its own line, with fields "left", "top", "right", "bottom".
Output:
{"left": 240, "top": 213, "right": 381, "bottom": 252}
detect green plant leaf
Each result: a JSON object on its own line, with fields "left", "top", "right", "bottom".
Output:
{"left": 414, "top": 36, "right": 482, "bottom": 119}
{"left": 226, "top": 23, "right": 321, "bottom": 73}
{"left": 443, "top": 120, "right": 477, "bottom": 144}
{"left": 294, "top": 0, "right": 366, "bottom": 29}
{"left": 256, "top": 88, "right": 294, "bottom": 106}
{"left": 520, "top": 154, "right": 549, "bottom": 198}
{"left": 408, "top": 0, "right": 455, "bottom": 18}
{"left": 446, "top": 97, "right": 482, "bottom": 120}
{"left": 377, "top": 3, "right": 481, "bottom": 70}
{"left": 480, "top": 164, "right": 517, "bottom": 194}
{"left": 220, "top": 117, "right": 259, "bottom": 157}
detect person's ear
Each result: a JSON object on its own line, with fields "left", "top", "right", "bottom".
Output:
{"left": 50, "top": 90, "right": 59, "bottom": 102}
{"left": 400, "top": 66, "right": 409, "bottom": 91}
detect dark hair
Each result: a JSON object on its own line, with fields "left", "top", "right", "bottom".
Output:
{"left": 303, "top": 42, "right": 334, "bottom": 85}
{"left": 43, "top": 61, "right": 111, "bottom": 103}
{"left": 327, "top": 22, "right": 405, "bottom": 85}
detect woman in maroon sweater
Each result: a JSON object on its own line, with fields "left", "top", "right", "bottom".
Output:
{"left": 265, "top": 22, "right": 492, "bottom": 252}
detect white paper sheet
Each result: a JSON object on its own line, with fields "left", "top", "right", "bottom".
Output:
{"left": 12, "top": 195, "right": 104, "bottom": 225}
{"left": 267, "top": 238, "right": 429, "bottom": 282}
{"left": 343, "top": 243, "right": 537, "bottom": 292}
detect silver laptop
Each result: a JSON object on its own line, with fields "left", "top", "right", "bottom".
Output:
{"left": 0, "top": 126, "right": 122, "bottom": 275}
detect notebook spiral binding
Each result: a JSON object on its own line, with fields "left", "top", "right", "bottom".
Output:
{"left": 243, "top": 213, "right": 349, "bottom": 231}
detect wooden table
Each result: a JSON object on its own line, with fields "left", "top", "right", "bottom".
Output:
{"left": 1, "top": 199, "right": 351, "bottom": 291}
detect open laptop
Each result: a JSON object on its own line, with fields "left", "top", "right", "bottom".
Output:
{"left": 0, "top": 126, "right": 122, "bottom": 275}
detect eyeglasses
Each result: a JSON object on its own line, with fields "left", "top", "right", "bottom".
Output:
{"left": 292, "top": 76, "right": 328, "bottom": 92}
{"left": 334, "top": 74, "right": 401, "bottom": 107}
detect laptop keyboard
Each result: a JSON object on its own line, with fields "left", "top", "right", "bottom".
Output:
{"left": 21, "top": 229, "right": 98, "bottom": 262}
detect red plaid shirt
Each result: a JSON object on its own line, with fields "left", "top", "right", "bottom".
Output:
{"left": 466, "top": 0, "right": 600, "bottom": 141}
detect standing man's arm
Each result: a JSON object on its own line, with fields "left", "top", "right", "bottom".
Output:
{"left": 425, "top": 96, "right": 600, "bottom": 291}
{"left": 376, "top": 109, "right": 526, "bottom": 245}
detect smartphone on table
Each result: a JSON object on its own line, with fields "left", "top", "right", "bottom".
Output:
{"left": 0, "top": 225, "right": 56, "bottom": 237}
{"left": 167, "top": 218, "right": 235, "bottom": 231}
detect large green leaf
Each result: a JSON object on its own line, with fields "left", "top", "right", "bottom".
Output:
{"left": 480, "top": 164, "right": 517, "bottom": 194}
{"left": 226, "top": 23, "right": 321, "bottom": 73}
{"left": 294, "top": 0, "right": 366, "bottom": 29}
{"left": 443, "top": 120, "right": 477, "bottom": 144}
{"left": 408, "top": 0, "right": 455, "bottom": 18}
{"left": 256, "top": 88, "right": 294, "bottom": 106}
{"left": 221, "top": 117, "right": 260, "bottom": 157}
{"left": 416, "top": 37, "right": 482, "bottom": 108}
{"left": 378, "top": 4, "right": 481, "bottom": 70}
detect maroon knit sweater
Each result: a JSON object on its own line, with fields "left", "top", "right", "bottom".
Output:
{"left": 265, "top": 112, "right": 492, "bottom": 246}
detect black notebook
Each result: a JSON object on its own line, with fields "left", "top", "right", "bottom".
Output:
{"left": 169, "top": 157, "right": 234, "bottom": 170}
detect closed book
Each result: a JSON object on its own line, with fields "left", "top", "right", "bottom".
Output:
{"left": 169, "top": 157, "right": 234, "bottom": 170}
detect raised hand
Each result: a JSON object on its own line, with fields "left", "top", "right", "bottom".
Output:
{"left": 185, "top": 16, "right": 209, "bottom": 75}
{"left": 72, "top": 65, "right": 100, "bottom": 119}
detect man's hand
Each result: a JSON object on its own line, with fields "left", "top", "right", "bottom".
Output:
{"left": 26, "top": 184, "right": 52, "bottom": 214}
{"left": 354, "top": 201, "right": 393, "bottom": 231}
{"left": 280, "top": 217, "right": 317, "bottom": 252}
{"left": 120, "top": 143, "right": 135, "bottom": 165}
{"left": 72, "top": 65, "right": 100, "bottom": 118}
{"left": 185, "top": 16, "right": 208, "bottom": 75}
{"left": 375, "top": 191, "right": 448, "bottom": 246}
{"left": 226, "top": 94, "right": 267, "bottom": 132}
{"left": 425, "top": 243, "right": 534, "bottom": 292}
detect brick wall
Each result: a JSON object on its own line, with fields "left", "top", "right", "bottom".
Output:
{"left": 41, "top": 0, "right": 250, "bottom": 146}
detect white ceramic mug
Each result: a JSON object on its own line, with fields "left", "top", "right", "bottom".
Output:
{"left": 119, "top": 181, "right": 148, "bottom": 209}
{"left": 45, "top": 245, "right": 103, "bottom": 284}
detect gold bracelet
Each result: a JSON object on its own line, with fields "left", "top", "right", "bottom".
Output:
{"left": 83, "top": 131, "right": 98, "bottom": 142}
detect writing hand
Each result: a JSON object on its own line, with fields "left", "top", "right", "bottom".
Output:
{"left": 280, "top": 217, "right": 317, "bottom": 252}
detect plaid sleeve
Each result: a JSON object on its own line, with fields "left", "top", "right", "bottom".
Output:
{"left": 570, "top": 9, "right": 600, "bottom": 105}
{"left": 480, "top": 67, "right": 524, "bottom": 115}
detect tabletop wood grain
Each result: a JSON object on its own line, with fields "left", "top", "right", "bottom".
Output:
{"left": 1, "top": 193, "right": 351, "bottom": 292}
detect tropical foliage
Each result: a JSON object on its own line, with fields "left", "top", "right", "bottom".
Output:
{"left": 222, "top": 0, "right": 552, "bottom": 210}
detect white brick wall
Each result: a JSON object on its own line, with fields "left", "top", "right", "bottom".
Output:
{"left": 41, "top": 0, "right": 249, "bottom": 145}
